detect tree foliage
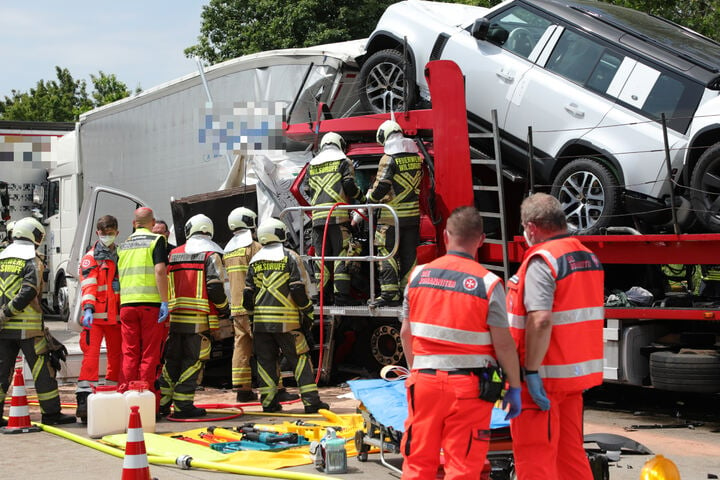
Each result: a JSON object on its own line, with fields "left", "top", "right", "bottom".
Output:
{"left": 0, "top": 67, "right": 136, "bottom": 122}
{"left": 185, "top": 0, "right": 396, "bottom": 64}
{"left": 187, "top": 0, "right": 720, "bottom": 65}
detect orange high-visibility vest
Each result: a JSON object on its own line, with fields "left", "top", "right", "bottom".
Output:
{"left": 407, "top": 252, "right": 501, "bottom": 369}
{"left": 168, "top": 245, "right": 218, "bottom": 331}
{"left": 507, "top": 236, "right": 604, "bottom": 392}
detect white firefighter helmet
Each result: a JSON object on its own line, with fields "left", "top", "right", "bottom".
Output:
{"left": 12, "top": 217, "right": 45, "bottom": 246}
{"left": 320, "top": 132, "right": 346, "bottom": 152}
{"left": 257, "top": 218, "right": 287, "bottom": 245}
{"left": 227, "top": 207, "right": 257, "bottom": 231}
{"left": 376, "top": 120, "right": 403, "bottom": 146}
{"left": 185, "top": 214, "right": 214, "bottom": 239}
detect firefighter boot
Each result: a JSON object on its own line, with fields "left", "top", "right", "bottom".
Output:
{"left": 276, "top": 388, "right": 300, "bottom": 403}
{"left": 304, "top": 401, "right": 330, "bottom": 414}
{"left": 76, "top": 392, "right": 90, "bottom": 423}
{"left": 236, "top": 389, "right": 257, "bottom": 403}
{"left": 42, "top": 412, "right": 77, "bottom": 425}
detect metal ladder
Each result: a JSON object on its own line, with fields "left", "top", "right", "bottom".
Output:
{"left": 468, "top": 109, "right": 511, "bottom": 283}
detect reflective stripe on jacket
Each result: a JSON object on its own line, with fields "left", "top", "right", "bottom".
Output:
{"left": 168, "top": 244, "right": 218, "bottom": 333}
{"left": 407, "top": 253, "right": 500, "bottom": 369}
{"left": 0, "top": 255, "right": 44, "bottom": 340}
{"left": 79, "top": 244, "right": 120, "bottom": 325}
{"left": 245, "top": 247, "right": 309, "bottom": 333}
{"left": 117, "top": 228, "right": 162, "bottom": 305}
{"left": 507, "top": 236, "right": 604, "bottom": 392}
{"left": 305, "top": 156, "right": 364, "bottom": 226}
{"left": 368, "top": 152, "right": 423, "bottom": 226}
{"left": 224, "top": 241, "right": 261, "bottom": 316}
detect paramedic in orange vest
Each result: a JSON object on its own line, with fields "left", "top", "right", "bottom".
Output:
{"left": 507, "top": 193, "right": 604, "bottom": 480}
{"left": 75, "top": 215, "right": 123, "bottom": 423}
{"left": 159, "top": 214, "right": 230, "bottom": 418}
{"left": 400, "top": 206, "right": 522, "bottom": 480}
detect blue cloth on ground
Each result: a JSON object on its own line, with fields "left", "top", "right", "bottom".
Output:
{"left": 348, "top": 378, "right": 510, "bottom": 433}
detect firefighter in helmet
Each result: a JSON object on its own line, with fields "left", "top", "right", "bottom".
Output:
{"left": 243, "top": 218, "right": 328, "bottom": 413}
{"left": 367, "top": 120, "right": 424, "bottom": 307}
{"left": 159, "top": 214, "right": 230, "bottom": 418}
{"left": 0, "top": 217, "right": 75, "bottom": 425}
{"left": 305, "top": 132, "right": 365, "bottom": 305}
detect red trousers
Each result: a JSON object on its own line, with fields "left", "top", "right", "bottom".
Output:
{"left": 78, "top": 323, "right": 122, "bottom": 384}
{"left": 120, "top": 305, "right": 166, "bottom": 403}
{"left": 401, "top": 370, "right": 493, "bottom": 480}
{"left": 511, "top": 388, "right": 593, "bottom": 480}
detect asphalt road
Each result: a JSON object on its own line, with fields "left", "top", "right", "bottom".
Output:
{"left": 1, "top": 320, "right": 718, "bottom": 479}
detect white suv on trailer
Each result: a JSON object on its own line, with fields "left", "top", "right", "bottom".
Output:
{"left": 360, "top": 0, "right": 720, "bottom": 233}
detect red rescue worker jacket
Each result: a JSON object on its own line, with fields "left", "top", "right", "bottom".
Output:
{"left": 407, "top": 252, "right": 501, "bottom": 369}
{"left": 168, "top": 245, "right": 219, "bottom": 332}
{"left": 507, "top": 236, "right": 604, "bottom": 392}
{"left": 79, "top": 243, "right": 120, "bottom": 326}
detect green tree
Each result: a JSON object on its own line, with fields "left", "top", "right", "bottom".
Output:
{"left": 185, "top": 0, "right": 396, "bottom": 64}
{"left": 0, "top": 67, "right": 136, "bottom": 122}
{"left": 186, "top": 0, "right": 719, "bottom": 66}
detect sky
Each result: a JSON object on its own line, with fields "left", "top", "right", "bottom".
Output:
{"left": 0, "top": 1, "right": 209, "bottom": 99}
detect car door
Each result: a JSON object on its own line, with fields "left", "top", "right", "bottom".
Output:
{"left": 441, "top": 4, "right": 554, "bottom": 133}
{"left": 504, "top": 27, "right": 621, "bottom": 178}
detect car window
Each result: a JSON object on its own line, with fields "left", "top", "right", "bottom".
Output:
{"left": 546, "top": 30, "right": 608, "bottom": 84}
{"left": 616, "top": 60, "right": 703, "bottom": 133}
{"left": 488, "top": 6, "right": 552, "bottom": 59}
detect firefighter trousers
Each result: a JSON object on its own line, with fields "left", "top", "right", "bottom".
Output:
{"left": 232, "top": 314, "right": 253, "bottom": 390}
{"left": 77, "top": 323, "right": 123, "bottom": 392}
{"left": 511, "top": 388, "right": 593, "bottom": 480}
{"left": 312, "top": 224, "right": 352, "bottom": 297}
{"left": 0, "top": 337, "right": 62, "bottom": 415}
{"left": 253, "top": 330, "right": 320, "bottom": 408}
{"left": 158, "top": 331, "right": 211, "bottom": 413}
{"left": 375, "top": 224, "right": 419, "bottom": 301}
{"left": 120, "top": 305, "right": 166, "bottom": 403}
{"left": 401, "top": 369, "right": 493, "bottom": 480}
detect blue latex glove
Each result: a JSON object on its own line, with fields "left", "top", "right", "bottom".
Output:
{"left": 112, "top": 278, "right": 120, "bottom": 293}
{"left": 158, "top": 302, "right": 169, "bottom": 323}
{"left": 502, "top": 386, "right": 522, "bottom": 420}
{"left": 82, "top": 308, "right": 94, "bottom": 328}
{"left": 525, "top": 372, "right": 551, "bottom": 411}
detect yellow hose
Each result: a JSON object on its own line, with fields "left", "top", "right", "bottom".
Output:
{"left": 36, "top": 422, "right": 339, "bottom": 479}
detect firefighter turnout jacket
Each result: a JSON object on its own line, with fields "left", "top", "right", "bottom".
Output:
{"left": 168, "top": 241, "right": 230, "bottom": 334}
{"left": 79, "top": 241, "right": 120, "bottom": 325}
{"left": 367, "top": 150, "right": 423, "bottom": 226}
{"left": 507, "top": 236, "right": 604, "bottom": 392}
{"left": 117, "top": 228, "right": 164, "bottom": 305}
{"left": 224, "top": 230, "right": 261, "bottom": 317}
{"left": 0, "top": 240, "right": 44, "bottom": 340}
{"left": 407, "top": 252, "right": 502, "bottom": 369}
{"left": 305, "top": 147, "right": 365, "bottom": 226}
{"left": 243, "top": 243, "right": 313, "bottom": 333}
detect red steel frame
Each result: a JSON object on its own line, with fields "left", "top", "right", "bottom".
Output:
{"left": 285, "top": 60, "right": 720, "bottom": 322}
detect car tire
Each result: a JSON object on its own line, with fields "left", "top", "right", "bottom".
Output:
{"left": 649, "top": 350, "right": 720, "bottom": 393}
{"left": 359, "top": 49, "right": 417, "bottom": 114}
{"left": 689, "top": 143, "right": 720, "bottom": 232}
{"left": 550, "top": 158, "right": 621, "bottom": 234}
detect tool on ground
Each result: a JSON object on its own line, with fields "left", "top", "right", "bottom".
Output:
{"left": 625, "top": 421, "right": 704, "bottom": 431}
{"left": 2, "top": 368, "right": 40, "bottom": 434}
{"left": 311, "top": 427, "right": 347, "bottom": 474}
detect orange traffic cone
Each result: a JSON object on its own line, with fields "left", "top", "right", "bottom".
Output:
{"left": 2, "top": 367, "right": 41, "bottom": 434}
{"left": 121, "top": 405, "right": 152, "bottom": 480}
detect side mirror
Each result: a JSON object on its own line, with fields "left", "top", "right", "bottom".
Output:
{"left": 472, "top": 18, "right": 490, "bottom": 40}
{"left": 33, "top": 185, "right": 45, "bottom": 205}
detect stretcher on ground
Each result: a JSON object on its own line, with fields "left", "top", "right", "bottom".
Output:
{"left": 347, "top": 378, "right": 516, "bottom": 479}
